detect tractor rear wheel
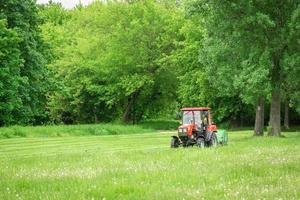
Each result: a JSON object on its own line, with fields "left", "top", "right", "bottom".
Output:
{"left": 209, "top": 133, "right": 218, "bottom": 147}
{"left": 196, "top": 137, "right": 205, "bottom": 148}
{"left": 171, "top": 138, "right": 179, "bottom": 148}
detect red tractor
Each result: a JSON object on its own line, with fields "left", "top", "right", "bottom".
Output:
{"left": 171, "top": 107, "right": 227, "bottom": 148}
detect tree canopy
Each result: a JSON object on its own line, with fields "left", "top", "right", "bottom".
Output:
{"left": 0, "top": 0, "right": 49, "bottom": 125}
{"left": 0, "top": 0, "right": 299, "bottom": 134}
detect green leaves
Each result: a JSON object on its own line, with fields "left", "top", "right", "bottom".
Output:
{"left": 185, "top": 0, "right": 300, "bottom": 131}
{"left": 119, "top": 74, "right": 153, "bottom": 96}
{"left": 0, "top": 0, "right": 50, "bottom": 125}
{"left": 0, "top": 19, "right": 22, "bottom": 126}
{"left": 41, "top": 1, "right": 184, "bottom": 123}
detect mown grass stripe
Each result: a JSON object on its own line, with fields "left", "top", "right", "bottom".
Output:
{"left": 0, "top": 142, "right": 168, "bottom": 155}
{"left": 0, "top": 145, "right": 170, "bottom": 160}
{"left": 0, "top": 133, "right": 172, "bottom": 150}
{"left": 0, "top": 132, "right": 167, "bottom": 145}
{"left": 0, "top": 134, "right": 170, "bottom": 156}
{"left": 0, "top": 135, "right": 170, "bottom": 152}
{"left": 0, "top": 141, "right": 170, "bottom": 157}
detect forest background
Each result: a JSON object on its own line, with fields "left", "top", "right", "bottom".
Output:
{"left": 0, "top": 0, "right": 299, "bottom": 136}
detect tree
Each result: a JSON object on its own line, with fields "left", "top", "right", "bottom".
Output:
{"left": 282, "top": 4, "right": 300, "bottom": 129}
{"left": 186, "top": 0, "right": 300, "bottom": 136}
{"left": 0, "top": 20, "right": 23, "bottom": 126}
{"left": 41, "top": 1, "right": 184, "bottom": 123}
{"left": 0, "top": 0, "right": 49, "bottom": 125}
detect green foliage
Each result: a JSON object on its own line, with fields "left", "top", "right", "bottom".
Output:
{"left": 283, "top": 4, "right": 300, "bottom": 113}
{"left": 188, "top": 0, "right": 274, "bottom": 103}
{"left": 0, "top": 0, "right": 299, "bottom": 127}
{"left": 40, "top": 1, "right": 184, "bottom": 124}
{"left": 0, "top": 20, "right": 22, "bottom": 126}
{"left": 183, "top": 0, "right": 300, "bottom": 129}
{"left": 167, "top": 5, "right": 255, "bottom": 124}
{"left": 172, "top": 17, "right": 207, "bottom": 106}
{"left": 0, "top": 0, "right": 49, "bottom": 125}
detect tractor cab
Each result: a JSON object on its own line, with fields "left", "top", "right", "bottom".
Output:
{"left": 178, "top": 107, "right": 216, "bottom": 137}
{"left": 171, "top": 107, "right": 227, "bottom": 148}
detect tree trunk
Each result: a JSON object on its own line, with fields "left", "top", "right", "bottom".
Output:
{"left": 93, "top": 106, "right": 98, "bottom": 124}
{"left": 254, "top": 96, "right": 264, "bottom": 136}
{"left": 122, "top": 90, "right": 140, "bottom": 123}
{"left": 284, "top": 98, "right": 289, "bottom": 129}
{"left": 269, "top": 88, "right": 281, "bottom": 136}
{"left": 268, "top": 53, "right": 281, "bottom": 136}
{"left": 122, "top": 96, "right": 134, "bottom": 123}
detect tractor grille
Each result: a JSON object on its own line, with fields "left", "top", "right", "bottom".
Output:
{"left": 178, "top": 128, "right": 188, "bottom": 136}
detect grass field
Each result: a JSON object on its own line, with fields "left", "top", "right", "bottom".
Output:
{"left": 0, "top": 127, "right": 300, "bottom": 199}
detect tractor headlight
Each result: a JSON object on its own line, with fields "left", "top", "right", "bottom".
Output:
{"left": 178, "top": 128, "right": 188, "bottom": 133}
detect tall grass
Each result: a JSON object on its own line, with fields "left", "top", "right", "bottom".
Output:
{"left": 0, "top": 120, "right": 180, "bottom": 139}
{"left": 0, "top": 124, "right": 154, "bottom": 139}
{"left": 139, "top": 119, "right": 180, "bottom": 130}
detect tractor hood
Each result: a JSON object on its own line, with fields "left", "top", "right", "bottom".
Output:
{"left": 178, "top": 124, "right": 191, "bottom": 129}
{"left": 178, "top": 124, "right": 194, "bottom": 136}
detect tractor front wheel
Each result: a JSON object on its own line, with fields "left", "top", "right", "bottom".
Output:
{"left": 209, "top": 133, "right": 218, "bottom": 147}
{"left": 171, "top": 137, "right": 179, "bottom": 148}
{"left": 196, "top": 137, "right": 205, "bottom": 148}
